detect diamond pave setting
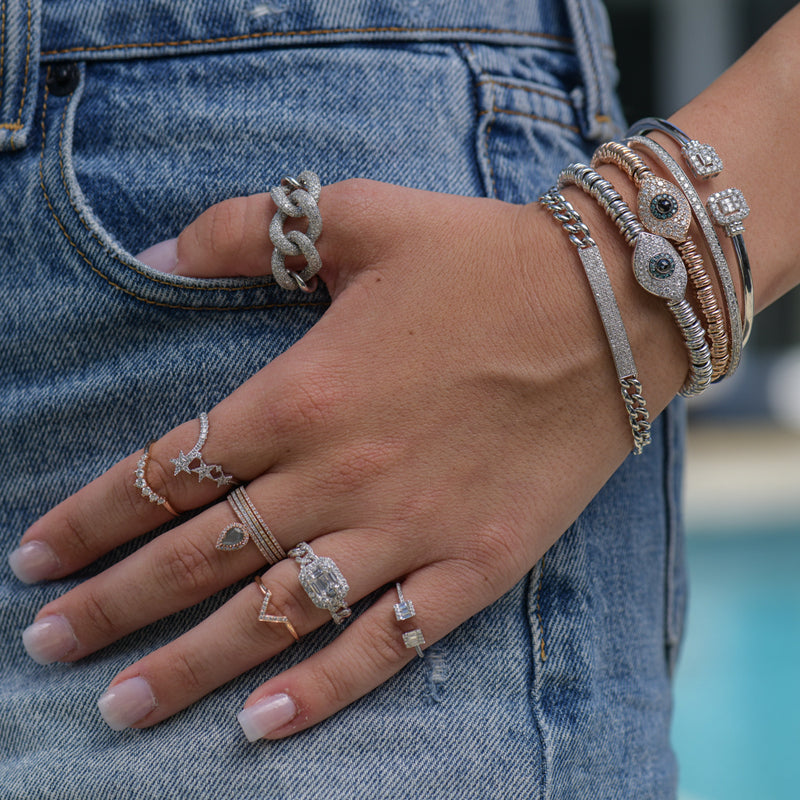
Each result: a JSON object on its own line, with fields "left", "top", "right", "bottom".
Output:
{"left": 707, "top": 188, "right": 750, "bottom": 236}
{"left": 289, "top": 543, "right": 351, "bottom": 624}
{"left": 681, "top": 140, "right": 723, "bottom": 179}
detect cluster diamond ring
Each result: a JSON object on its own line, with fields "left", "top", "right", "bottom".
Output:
{"left": 288, "top": 542, "right": 351, "bottom": 624}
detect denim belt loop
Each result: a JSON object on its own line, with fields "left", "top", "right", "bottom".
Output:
{"left": 0, "top": 0, "right": 42, "bottom": 151}
{"left": 563, "top": 0, "right": 620, "bottom": 143}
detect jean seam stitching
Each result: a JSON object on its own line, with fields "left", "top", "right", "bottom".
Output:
{"left": 54, "top": 75, "right": 279, "bottom": 294}
{"left": 41, "top": 26, "right": 574, "bottom": 58}
{"left": 475, "top": 78, "right": 573, "bottom": 107}
{"left": 0, "top": 0, "right": 31, "bottom": 129}
{"left": 529, "top": 557, "right": 551, "bottom": 800}
{"left": 0, "top": 0, "right": 5, "bottom": 108}
{"left": 39, "top": 81, "right": 323, "bottom": 312}
{"left": 462, "top": 43, "right": 498, "bottom": 199}
{"left": 483, "top": 106, "right": 580, "bottom": 135}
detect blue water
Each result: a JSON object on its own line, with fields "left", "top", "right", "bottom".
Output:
{"left": 673, "top": 527, "right": 800, "bottom": 800}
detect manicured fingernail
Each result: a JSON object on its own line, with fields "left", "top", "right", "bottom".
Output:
{"left": 22, "top": 615, "right": 78, "bottom": 664}
{"left": 237, "top": 694, "right": 297, "bottom": 742}
{"left": 97, "top": 677, "right": 157, "bottom": 731}
{"left": 136, "top": 237, "right": 178, "bottom": 273}
{"left": 8, "top": 540, "right": 60, "bottom": 583}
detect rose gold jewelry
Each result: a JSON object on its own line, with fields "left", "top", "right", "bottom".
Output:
{"left": 592, "top": 141, "right": 730, "bottom": 381}
{"left": 134, "top": 442, "right": 179, "bottom": 517}
{"left": 216, "top": 486, "right": 286, "bottom": 565}
{"left": 254, "top": 577, "right": 299, "bottom": 642}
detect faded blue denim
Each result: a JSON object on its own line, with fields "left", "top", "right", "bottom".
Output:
{"left": 0, "top": 1, "right": 685, "bottom": 797}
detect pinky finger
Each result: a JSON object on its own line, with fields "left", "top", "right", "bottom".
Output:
{"left": 236, "top": 563, "right": 484, "bottom": 742}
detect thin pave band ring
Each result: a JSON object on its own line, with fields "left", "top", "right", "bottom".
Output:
{"left": 134, "top": 442, "right": 179, "bottom": 517}
{"left": 216, "top": 486, "right": 286, "bottom": 565}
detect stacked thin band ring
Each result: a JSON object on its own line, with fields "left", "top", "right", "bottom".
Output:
{"left": 216, "top": 486, "right": 286, "bottom": 566}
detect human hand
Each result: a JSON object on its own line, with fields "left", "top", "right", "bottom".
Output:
{"left": 10, "top": 178, "right": 686, "bottom": 740}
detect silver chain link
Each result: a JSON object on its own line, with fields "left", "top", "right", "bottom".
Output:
{"left": 269, "top": 170, "right": 323, "bottom": 292}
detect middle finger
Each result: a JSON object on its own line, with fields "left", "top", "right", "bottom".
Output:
{"left": 22, "top": 472, "right": 369, "bottom": 664}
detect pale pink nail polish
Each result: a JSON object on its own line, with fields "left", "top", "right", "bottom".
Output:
{"left": 22, "top": 615, "right": 78, "bottom": 664}
{"left": 8, "top": 541, "right": 60, "bottom": 583}
{"left": 136, "top": 237, "right": 178, "bottom": 273}
{"left": 97, "top": 677, "right": 157, "bottom": 731}
{"left": 237, "top": 694, "right": 297, "bottom": 742}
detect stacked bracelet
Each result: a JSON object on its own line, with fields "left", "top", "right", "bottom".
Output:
{"left": 558, "top": 163, "right": 713, "bottom": 397}
{"left": 542, "top": 120, "right": 752, "bottom": 453}
{"left": 591, "top": 141, "right": 730, "bottom": 381}
{"left": 540, "top": 189, "right": 651, "bottom": 454}
{"left": 627, "top": 117, "right": 753, "bottom": 352}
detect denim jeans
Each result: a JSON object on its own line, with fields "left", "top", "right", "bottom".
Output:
{"left": 0, "top": 1, "right": 686, "bottom": 797}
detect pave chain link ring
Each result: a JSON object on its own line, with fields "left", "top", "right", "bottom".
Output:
{"left": 288, "top": 542, "right": 351, "bottom": 624}
{"left": 269, "top": 170, "right": 322, "bottom": 292}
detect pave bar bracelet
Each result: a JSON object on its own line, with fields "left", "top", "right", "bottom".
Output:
{"left": 540, "top": 189, "right": 651, "bottom": 454}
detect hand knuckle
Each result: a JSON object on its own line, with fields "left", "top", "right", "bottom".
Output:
{"left": 205, "top": 199, "right": 247, "bottom": 262}
{"left": 308, "top": 658, "right": 354, "bottom": 710}
{"left": 79, "top": 589, "right": 118, "bottom": 640}
{"left": 166, "top": 650, "right": 206, "bottom": 695}
{"left": 158, "top": 537, "right": 219, "bottom": 595}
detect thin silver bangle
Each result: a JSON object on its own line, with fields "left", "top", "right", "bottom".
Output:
{"left": 540, "top": 189, "right": 651, "bottom": 454}
{"left": 626, "top": 118, "right": 753, "bottom": 351}
{"left": 558, "top": 164, "right": 713, "bottom": 397}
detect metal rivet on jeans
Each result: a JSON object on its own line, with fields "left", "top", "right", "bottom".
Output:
{"left": 47, "top": 64, "right": 80, "bottom": 97}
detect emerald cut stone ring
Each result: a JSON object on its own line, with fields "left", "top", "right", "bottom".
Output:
{"left": 288, "top": 543, "right": 351, "bottom": 625}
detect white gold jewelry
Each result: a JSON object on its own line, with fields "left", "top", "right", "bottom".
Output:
{"left": 170, "top": 412, "right": 236, "bottom": 487}
{"left": 626, "top": 120, "right": 753, "bottom": 350}
{"left": 394, "top": 583, "right": 425, "bottom": 658}
{"left": 558, "top": 163, "right": 713, "bottom": 397}
{"left": 592, "top": 141, "right": 730, "bottom": 382}
{"left": 288, "top": 543, "right": 351, "bottom": 624}
{"left": 269, "top": 170, "right": 323, "bottom": 292}
{"left": 539, "top": 189, "right": 651, "bottom": 454}
{"left": 216, "top": 486, "right": 286, "bottom": 566}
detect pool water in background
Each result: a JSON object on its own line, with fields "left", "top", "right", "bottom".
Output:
{"left": 673, "top": 526, "right": 800, "bottom": 800}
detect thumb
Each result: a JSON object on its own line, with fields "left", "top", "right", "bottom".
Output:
{"left": 134, "top": 178, "right": 409, "bottom": 295}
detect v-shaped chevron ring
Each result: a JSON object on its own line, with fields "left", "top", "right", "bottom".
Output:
{"left": 254, "top": 577, "right": 299, "bottom": 642}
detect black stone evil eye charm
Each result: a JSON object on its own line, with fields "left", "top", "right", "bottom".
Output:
{"left": 632, "top": 233, "right": 687, "bottom": 301}
{"left": 637, "top": 176, "right": 691, "bottom": 240}
{"left": 649, "top": 253, "right": 676, "bottom": 279}
{"left": 650, "top": 193, "right": 678, "bottom": 220}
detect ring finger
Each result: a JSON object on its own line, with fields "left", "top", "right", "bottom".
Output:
{"left": 21, "top": 473, "right": 387, "bottom": 664}
{"left": 92, "top": 532, "right": 417, "bottom": 731}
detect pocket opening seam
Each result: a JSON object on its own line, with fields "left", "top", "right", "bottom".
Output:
{"left": 39, "top": 82, "right": 326, "bottom": 312}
